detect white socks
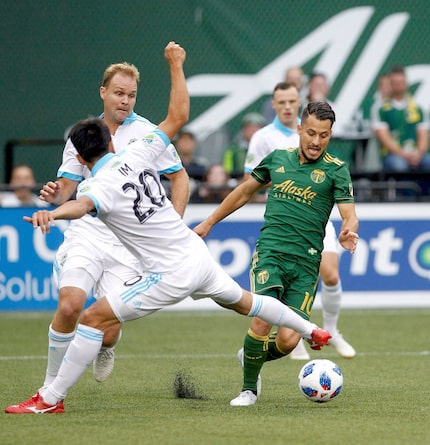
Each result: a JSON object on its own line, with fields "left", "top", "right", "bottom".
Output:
{"left": 248, "top": 293, "right": 317, "bottom": 338}
{"left": 41, "top": 324, "right": 103, "bottom": 405}
{"left": 321, "top": 280, "right": 342, "bottom": 334}
{"left": 41, "top": 325, "right": 75, "bottom": 390}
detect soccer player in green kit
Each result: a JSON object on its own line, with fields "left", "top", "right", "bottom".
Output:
{"left": 194, "top": 101, "right": 359, "bottom": 406}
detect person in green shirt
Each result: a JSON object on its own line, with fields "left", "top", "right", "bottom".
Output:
{"left": 194, "top": 101, "right": 359, "bottom": 406}
{"left": 373, "top": 65, "right": 430, "bottom": 171}
{"left": 223, "top": 112, "right": 266, "bottom": 180}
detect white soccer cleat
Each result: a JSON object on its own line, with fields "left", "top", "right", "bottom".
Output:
{"left": 230, "top": 390, "right": 257, "bottom": 407}
{"left": 93, "top": 347, "right": 115, "bottom": 382}
{"left": 237, "top": 348, "right": 262, "bottom": 397}
{"left": 289, "top": 338, "right": 310, "bottom": 360}
{"left": 329, "top": 333, "right": 356, "bottom": 358}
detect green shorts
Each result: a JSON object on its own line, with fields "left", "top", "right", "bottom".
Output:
{"left": 249, "top": 251, "right": 320, "bottom": 321}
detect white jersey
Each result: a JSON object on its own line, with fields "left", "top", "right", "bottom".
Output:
{"left": 244, "top": 116, "right": 299, "bottom": 173}
{"left": 77, "top": 129, "right": 199, "bottom": 273}
{"left": 58, "top": 112, "right": 183, "bottom": 245}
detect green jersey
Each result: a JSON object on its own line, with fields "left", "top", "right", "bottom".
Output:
{"left": 251, "top": 147, "right": 354, "bottom": 265}
{"left": 378, "top": 95, "right": 424, "bottom": 154}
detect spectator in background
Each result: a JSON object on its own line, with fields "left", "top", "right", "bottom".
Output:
{"left": 175, "top": 130, "right": 207, "bottom": 183}
{"left": 0, "top": 164, "right": 49, "bottom": 207}
{"left": 362, "top": 73, "right": 393, "bottom": 173}
{"left": 303, "top": 72, "right": 358, "bottom": 164}
{"left": 262, "top": 66, "right": 306, "bottom": 123}
{"left": 191, "top": 163, "right": 236, "bottom": 204}
{"left": 370, "top": 73, "right": 392, "bottom": 122}
{"left": 303, "top": 72, "right": 334, "bottom": 108}
{"left": 174, "top": 130, "right": 208, "bottom": 197}
{"left": 305, "top": 72, "right": 329, "bottom": 102}
{"left": 372, "top": 65, "right": 430, "bottom": 172}
{"left": 223, "top": 112, "right": 266, "bottom": 181}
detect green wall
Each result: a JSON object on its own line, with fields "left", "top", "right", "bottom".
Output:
{"left": 2, "top": 0, "right": 429, "bottom": 182}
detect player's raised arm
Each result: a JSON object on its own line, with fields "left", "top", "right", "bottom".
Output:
{"left": 157, "top": 42, "right": 189, "bottom": 141}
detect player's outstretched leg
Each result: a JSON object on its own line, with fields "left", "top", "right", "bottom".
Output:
{"left": 5, "top": 392, "right": 65, "bottom": 414}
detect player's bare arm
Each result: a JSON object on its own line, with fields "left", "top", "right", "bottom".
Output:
{"left": 164, "top": 168, "right": 190, "bottom": 217}
{"left": 39, "top": 177, "right": 79, "bottom": 205}
{"left": 157, "top": 42, "right": 189, "bottom": 141}
{"left": 24, "top": 196, "right": 95, "bottom": 234}
{"left": 337, "top": 203, "right": 359, "bottom": 254}
{"left": 194, "top": 176, "right": 265, "bottom": 238}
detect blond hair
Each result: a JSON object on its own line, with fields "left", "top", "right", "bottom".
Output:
{"left": 102, "top": 62, "right": 140, "bottom": 87}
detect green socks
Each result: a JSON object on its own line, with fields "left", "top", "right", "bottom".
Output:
{"left": 242, "top": 329, "right": 268, "bottom": 393}
{"left": 265, "top": 331, "right": 289, "bottom": 362}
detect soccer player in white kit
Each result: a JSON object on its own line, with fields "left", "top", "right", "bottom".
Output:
{"left": 244, "top": 81, "right": 356, "bottom": 360}
{"left": 6, "top": 42, "right": 333, "bottom": 414}
{"left": 5, "top": 60, "right": 190, "bottom": 414}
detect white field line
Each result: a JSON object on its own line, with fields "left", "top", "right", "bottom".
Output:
{"left": 1, "top": 351, "right": 429, "bottom": 361}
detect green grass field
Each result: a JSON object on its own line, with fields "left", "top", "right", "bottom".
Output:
{"left": 1, "top": 308, "right": 429, "bottom": 445}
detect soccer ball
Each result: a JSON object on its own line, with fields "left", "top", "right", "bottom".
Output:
{"left": 298, "top": 359, "right": 343, "bottom": 403}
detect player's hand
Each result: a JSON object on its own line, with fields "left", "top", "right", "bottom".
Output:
{"left": 193, "top": 220, "right": 212, "bottom": 239}
{"left": 23, "top": 210, "right": 55, "bottom": 234}
{"left": 40, "top": 181, "right": 61, "bottom": 204}
{"left": 339, "top": 228, "right": 359, "bottom": 254}
{"left": 164, "top": 41, "right": 186, "bottom": 67}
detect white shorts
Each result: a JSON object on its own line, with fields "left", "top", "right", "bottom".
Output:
{"left": 53, "top": 236, "right": 141, "bottom": 299}
{"left": 322, "top": 220, "right": 340, "bottom": 254}
{"left": 106, "top": 245, "right": 243, "bottom": 322}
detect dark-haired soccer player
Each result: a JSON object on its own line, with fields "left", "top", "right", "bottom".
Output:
{"left": 194, "top": 101, "right": 359, "bottom": 406}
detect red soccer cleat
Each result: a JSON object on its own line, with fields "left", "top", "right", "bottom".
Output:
{"left": 5, "top": 392, "right": 64, "bottom": 414}
{"left": 307, "top": 328, "right": 332, "bottom": 350}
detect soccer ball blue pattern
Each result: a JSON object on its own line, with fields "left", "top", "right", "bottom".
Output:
{"left": 298, "top": 359, "right": 343, "bottom": 403}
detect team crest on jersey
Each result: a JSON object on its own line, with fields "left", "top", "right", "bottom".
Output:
{"left": 80, "top": 184, "right": 91, "bottom": 193}
{"left": 143, "top": 134, "right": 156, "bottom": 144}
{"left": 257, "top": 270, "right": 269, "bottom": 285}
{"left": 310, "top": 169, "right": 326, "bottom": 184}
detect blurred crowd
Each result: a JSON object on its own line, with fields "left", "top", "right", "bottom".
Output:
{"left": 2, "top": 63, "right": 429, "bottom": 207}
{"left": 171, "top": 63, "right": 430, "bottom": 203}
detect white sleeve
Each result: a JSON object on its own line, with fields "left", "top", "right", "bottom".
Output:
{"left": 244, "top": 132, "right": 269, "bottom": 173}
{"left": 125, "top": 129, "right": 172, "bottom": 170}
{"left": 153, "top": 143, "right": 183, "bottom": 174}
{"left": 57, "top": 138, "right": 86, "bottom": 181}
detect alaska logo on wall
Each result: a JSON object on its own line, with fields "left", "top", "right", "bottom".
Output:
{"left": 185, "top": 6, "right": 430, "bottom": 139}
